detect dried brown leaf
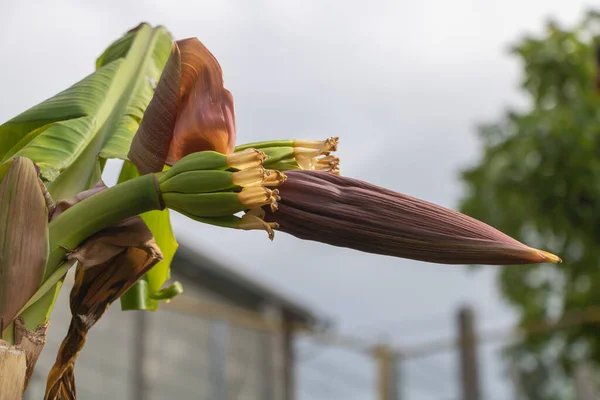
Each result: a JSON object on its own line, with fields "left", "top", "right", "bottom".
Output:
{"left": 0, "top": 157, "right": 48, "bottom": 334}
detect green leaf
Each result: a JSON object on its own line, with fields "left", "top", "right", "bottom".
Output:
{"left": 117, "top": 161, "right": 179, "bottom": 311}
{"left": 0, "top": 23, "right": 173, "bottom": 201}
{"left": 2, "top": 117, "right": 96, "bottom": 182}
{"left": 140, "top": 208, "right": 178, "bottom": 292}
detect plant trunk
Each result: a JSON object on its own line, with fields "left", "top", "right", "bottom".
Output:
{"left": 0, "top": 340, "right": 26, "bottom": 400}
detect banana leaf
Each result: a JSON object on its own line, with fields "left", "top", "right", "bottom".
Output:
{"left": 0, "top": 23, "right": 171, "bottom": 200}
{"left": 0, "top": 22, "right": 180, "bottom": 324}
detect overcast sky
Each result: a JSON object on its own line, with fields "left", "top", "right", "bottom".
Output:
{"left": 0, "top": 1, "right": 594, "bottom": 399}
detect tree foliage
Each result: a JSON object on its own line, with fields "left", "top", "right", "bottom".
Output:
{"left": 460, "top": 11, "right": 600, "bottom": 399}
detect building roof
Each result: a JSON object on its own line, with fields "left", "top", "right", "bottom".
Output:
{"left": 171, "top": 242, "right": 325, "bottom": 329}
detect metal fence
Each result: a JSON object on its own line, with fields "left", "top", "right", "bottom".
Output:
{"left": 24, "top": 285, "right": 285, "bottom": 400}
{"left": 24, "top": 285, "right": 600, "bottom": 400}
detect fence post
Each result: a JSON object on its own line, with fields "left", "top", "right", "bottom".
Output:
{"left": 282, "top": 314, "right": 296, "bottom": 400}
{"left": 458, "top": 306, "right": 480, "bottom": 400}
{"left": 374, "top": 344, "right": 399, "bottom": 400}
{"left": 574, "top": 362, "right": 597, "bottom": 400}
{"left": 508, "top": 358, "right": 525, "bottom": 400}
{"left": 209, "top": 320, "right": 229, "bottom": 400}
{"left": 259, "top": 303, "right": 283, "bottom": 400}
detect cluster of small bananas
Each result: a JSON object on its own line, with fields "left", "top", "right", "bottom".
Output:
{"left": 235, "top": 137, "right": 340, "bottom": 175}
{"left": 158, "top": 137, "right": 340, "bottom": 239}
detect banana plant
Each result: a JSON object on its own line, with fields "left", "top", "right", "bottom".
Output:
{"left": 0, "top": 22, "right": 562, "bottom": 400}
{"left": 0, "top": 22, "right": 178, "bottom": 399}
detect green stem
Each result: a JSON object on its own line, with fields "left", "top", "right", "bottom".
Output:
{"left": 17, "top": 173, "right": 163, "bottom": 332}
{"left": 45, "top": 173, "right": 163, "bottom": 278}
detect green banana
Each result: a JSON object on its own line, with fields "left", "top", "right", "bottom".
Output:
{"left": 235, "top": 140, "right": 295, "bottom": 151}
{"left": 235, "top": 137, "right": 338, "bottom": 153}
{"left": 234, "top": 137, "right": 340, "bottom": 174}
{"left": 160, "top": 170, "right": 239, "bottom": 194}
{"left": 160, "top": 167, "right": 286, "bottom": 194}
{"left": 265, "top": 160, "right": 301, "bottom": 171}
{"left": 179, "top": 210, "right": 279, "bottom": 241}
{"left": 163, "top": 186, "right": 280, "bottom": 218}
{"left": 261, "top": 147, "right": 296, "bottom": 166}
{"left": 158, "top": 148, "right": 267, "bottom": 183}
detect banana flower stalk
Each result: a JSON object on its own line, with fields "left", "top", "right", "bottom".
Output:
{"left": 120, "top": 36, "right": 561, "bottom": 266}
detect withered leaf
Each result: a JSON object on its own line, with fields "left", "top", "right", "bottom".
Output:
{"left": 0, "top": 157, "right": 48, "bottom": 335}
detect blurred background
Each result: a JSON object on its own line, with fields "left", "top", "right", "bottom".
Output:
{"left": 1, "top": 0, "right": 599, "bottom": 399}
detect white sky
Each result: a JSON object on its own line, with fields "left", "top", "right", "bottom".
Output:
{"left": 0, "top": 0, "right": 594, "bottom": 399}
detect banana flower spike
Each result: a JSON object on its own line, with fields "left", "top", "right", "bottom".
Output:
{"left": 264, "top": 170, "right": 561, "bottom": 266}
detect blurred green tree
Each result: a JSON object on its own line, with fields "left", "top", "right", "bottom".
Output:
{"left": 459, "top": 10, "right": 600, "bottom": 400}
